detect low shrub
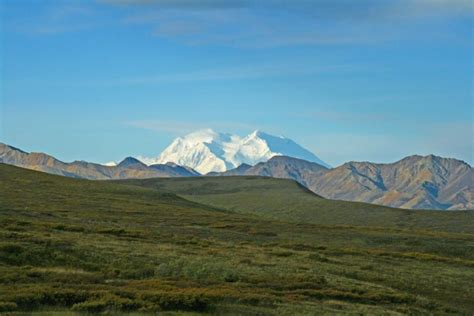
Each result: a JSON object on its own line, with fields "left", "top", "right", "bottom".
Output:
{"left": 0, "top": 243, "right": 25, "bottom": 265}
{"left": 139, "top": 292, "right": 209, "bottom": 311}
{"left": 249, "top": 229, "right": 277, "bottom": 237}
{"left": 7, "top": 288, "right": 89, "bottom": 309}
{"left": 120, "top": 267, "right": 155, "bottom": 279}
{"left": 308, "top": 253, "right": 330, "bottom": 262}
{"left": 270, "top": 250, "right": 293, "bottom": 257}
{"left": 223, "top": 271, "right": 239, "bottom": 283}
{"left": 154, "top": 257, "right": 242, "bottom": 283}
{"left": 0, "top": 302, "right": 17, "bottom": 312}
{"left": 71, "top": 294, "right": 141, "bottom": 313}
{"left": 0, "top": 242, "right": 101, "bottom": 271}
{"left": 98, "top": 228, "right": 143, "bottom": 238}
{"left": 71, "top": 300, "right": 108, "bottom": 313}
{"left": 53, "top": 224, "right": 85, "bottom": 232}
{"left": 281, "top": 244, "right": 320, "bottom": 251}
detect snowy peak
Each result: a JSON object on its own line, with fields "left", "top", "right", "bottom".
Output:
{"left": 176, "top": 128, "right": 222, "bottom": 145}
{"left": 141, "top": 129, "right": 330, "bottom": 174}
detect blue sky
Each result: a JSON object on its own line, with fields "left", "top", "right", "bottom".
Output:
{"left": 1, "top": 0, "right": 473, "bottom": 166}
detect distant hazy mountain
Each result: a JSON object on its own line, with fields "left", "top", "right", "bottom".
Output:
{"left": 216, "top": 155, "right": 473, "bottom": 210}
{"left": 0, "top": 143, "right": 199, "bottom": 179}
{"left": 139, "top": 129, "right": 330, "bottom": 174}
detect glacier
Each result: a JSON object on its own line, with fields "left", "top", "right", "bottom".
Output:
{"left": 138, "top": 129, "right": 330, "bottom": 174}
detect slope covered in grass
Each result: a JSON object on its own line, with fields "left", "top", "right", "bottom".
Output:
{"left": 119, "top": 176, "right": 474, "bottom": 233}
{"left": 1, "top": 164, "right": 474, "bottom": 314}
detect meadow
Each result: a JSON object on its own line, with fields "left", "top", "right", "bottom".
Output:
{"left": 0, "top": 164, "right": 473, "bottom": 315}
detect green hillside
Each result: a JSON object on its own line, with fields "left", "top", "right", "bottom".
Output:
{"left": 119, "top": 176, "right": 474, "bottom": 233}
{"left": 1, "top": 164, "right": 474, "bottom": 314}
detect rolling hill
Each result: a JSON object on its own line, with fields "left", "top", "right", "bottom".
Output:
{"left": 1, "top": 163, "right": 473, "bottom": 314}
{"left": 117, "top": 176, "right": 474, "bottom": 232}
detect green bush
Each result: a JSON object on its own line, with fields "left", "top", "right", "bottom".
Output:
{"left": 154, "top": 257, "right": 242, "bottom": 283}
{"left": 0, "top": 243, "right": 25, "bottom": 265}
{"left": 139, "top": 292, "right": 208, "bottom": 311}
{"left": 72, "top": 300, "right": 108, "bottom": 313}
{"left": 9, "top": 288, "right": 89, "bottom": 309}
{"left": 0, "top": 302, "right": 17, "bottom": 312}
{"left": 308, "top": 253, "right": 330, "bottom": 262}
{"left": 53, "top": 224, "right": 85, "bottom": 232}
{"left": 71, "top": 294, "right": 141, "bottom": 313}
{"left": 120, "top": 267, "right": 155, "bottom": 279}
{"left": 0, "top": 242, "right": 100, "bottom": 271}
{"left": 270, "top": 250, "right": 293, "bottom": 257}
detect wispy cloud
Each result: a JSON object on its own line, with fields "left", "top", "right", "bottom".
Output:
{"left": 4, "top": 2, "right": 102, "bottom": 35}
{"left": 7, "top": 0, "right": 472, "bottom": 44}
{"left": 23, "top": 23, "right": 96, "bottom": 35}
{"left": 104, "top": 0, "right": 473, "bottom": 17}
{"left": 100, "top": 0, "right": 248, "bottom": 10}
{"left": 49, "top": 4, "right": 95, "bottom": 19}
{"left": 79, "top": 62, "right": 354, "bottom": 87}
{"left": 103, "top": 0, "right": 474, "bottom": 47}
{"left": 7, "top": 59, "right": 357, "bottom": 88}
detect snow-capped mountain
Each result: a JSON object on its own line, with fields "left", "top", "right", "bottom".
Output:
{"left": 139, "top": 129, "right": 330, "bottom": 174}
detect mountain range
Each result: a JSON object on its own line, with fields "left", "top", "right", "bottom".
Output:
{"left": 212, "top": 155, "right": 473, "bottom": 210}
{"left": 1, "top": 128, "right": 472, "bottom": 210}
{"left": 0, "top": 143, "right": 198, "bottom": 180}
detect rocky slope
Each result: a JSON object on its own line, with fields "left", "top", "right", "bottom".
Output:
{"left": 311, "top": 155, "right": 473, "bottom": 210}
{"left": 210, "top": 156, "right": 328, "bottom": 188}
{"left": 0, "top": 143, "right": 199, "bottom": 180}
{"left": 215, "top": 155, "right": 473, "bottom": 210}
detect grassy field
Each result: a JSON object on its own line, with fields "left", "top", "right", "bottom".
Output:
{"left": 1, "top": 164, "right": 473, "bottom": 315}
{"left": 119, "top": 176, "right": 474, "bottom": 233}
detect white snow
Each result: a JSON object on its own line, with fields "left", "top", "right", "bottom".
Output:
{"left": 102, "top": 161, "right": 117, "bottom": 167}
{"left": 139, "top": 129, "right": 330, "bottom": 174}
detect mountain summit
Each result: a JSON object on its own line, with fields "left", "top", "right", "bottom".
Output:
{"left": 139, "top": 129, "right": 329, "bottom": 174}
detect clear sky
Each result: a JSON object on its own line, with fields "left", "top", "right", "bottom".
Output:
{"left": 1, "top": 0, "right": 473, "bottom": 166}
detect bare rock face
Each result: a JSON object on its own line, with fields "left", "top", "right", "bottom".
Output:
{"left": 0, "top": 143, "right": 199, "bottom": 180}
{"left": 310, "top": 155, "right": 473, "bottom": 210}
{"left": 215, "top": 154, "right": 473, "bottom": 210}
{"left": 213, "top": 156, "right": 328, "bottom": 189}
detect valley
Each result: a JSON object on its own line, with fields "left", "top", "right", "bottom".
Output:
{"left": 1, "top": 164, "right": 473, "bottom": 314}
